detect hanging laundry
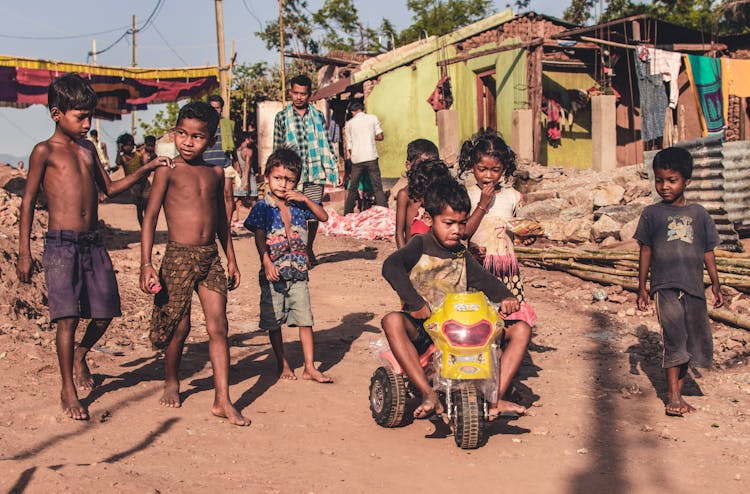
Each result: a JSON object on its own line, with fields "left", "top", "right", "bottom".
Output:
{"left": 720, "top": 57, "right": 750, "bottom": 124}
{"left": 646, "top": 48, "right": 682, "bottom": 109}
{"left": 685, "top": 54, "right": 725, "bottom": 139}
{"left": 634, "top": 48, "right": 669, "bottom": 143}
{"left": 544, "top": 95, "right": 562, "bottom": 147}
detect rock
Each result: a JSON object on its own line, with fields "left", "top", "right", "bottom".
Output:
{"left": 624, "top": 181, "right": 652, "bottom": 202}
{"left": 559, "top": 205, "right": 589, "bottom": 221}
{"left": 559, "top": 189, "right": 594, "bottom": 209}
{"left": 518, "top": 198, "right": 570, "bottom": 221}
{"left": 593, "top": 204, "right": 643, "bottom": 224}
{"left": 563, "top": 218, "right": 593, "bottom": 243}
{"left": 540, "top": 220, "right": 566, "bottom": 242}
{"left": 625, "top": 308, "right": 636, "bottom": 316}
{"left": 591, "top": 215, "right": 622, "bottom": 241}
{"left": 576, "top": 448, "right": 588, "bottom": 454}
{"left": 620, "top": 218, "right": 639, "bottom": 241}
{"left": 608, "top": 294, "right": 629, "bottom": 304}
{"left": 593, "top": 184, "right": 625, "bottom": 207}
{"left": 600, "top": 236, "right": 618, "bottom": 246}
{"left": 524, "top": 190, "right": 559, "bottom": 203}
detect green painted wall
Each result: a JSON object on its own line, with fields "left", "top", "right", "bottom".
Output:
{"left": 366, "top": 51, "right": 442, "bottom": 178}
{"left": 541, "top": 70, "right": 595, "bottom": 169}
{"left": 495, "top": 44, "right": 526, "bottom": 143}
{"left": 365, "top": 36, "right": 528, "bottom": 178}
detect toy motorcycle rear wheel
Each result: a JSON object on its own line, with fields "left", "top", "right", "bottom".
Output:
{"left": 452, "top": 385, "right": 485, "bottom": 449}
{"left": 369, "top": 366, "right": 407, "bottom": 427}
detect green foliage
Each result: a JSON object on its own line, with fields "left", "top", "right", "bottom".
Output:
{"left": 228, "top": 60, "right": 317, "bottom": 129}
{"left": 256, "top": 0, "right": 316, "bottom": 53}
{"left": 399, "top": 0, "right": 494, "bottom": 43}
{"left": 138, "top": 101, "right": 181, "bottom": 137}
{"left": 313, "top": 0, "right": 381, "bottom": 52}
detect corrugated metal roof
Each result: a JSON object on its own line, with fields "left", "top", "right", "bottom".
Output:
{"left": 722, "top": 141, "right": 750, "bottom": 228}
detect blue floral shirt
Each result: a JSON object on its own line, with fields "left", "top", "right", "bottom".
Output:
{"left": 244, "top": 195, "right": 316, "bottom": 281}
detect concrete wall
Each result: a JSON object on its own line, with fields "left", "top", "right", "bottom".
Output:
{"left": 540, "top": 70, "right": 596, "bottom": 168}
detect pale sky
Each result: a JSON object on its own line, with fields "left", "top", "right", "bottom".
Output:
{"left": 0, "top": 0, "right": 565, "bottom": 162}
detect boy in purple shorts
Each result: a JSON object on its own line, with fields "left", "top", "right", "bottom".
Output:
{"left": 16, "top": 74, "right": 171, "bottom": 420}
{"left": 635, "top": 147, "right": 724, "bottom": 417}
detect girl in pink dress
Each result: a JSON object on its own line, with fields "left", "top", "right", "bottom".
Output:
{"left": 459, "top": 131, "right": 536, "bottom": 327}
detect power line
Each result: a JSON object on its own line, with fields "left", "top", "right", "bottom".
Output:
{"left": 151, "top": 24, "right": 189, "bottom": 66}
{"left": 0, "top": 25, "right": 130, "bottom": 41}
{"left": 87, "top": 0, "right": 165, "bottom": 61}
{"left": 242, "top": 0, "right": 265, "bottom": 30}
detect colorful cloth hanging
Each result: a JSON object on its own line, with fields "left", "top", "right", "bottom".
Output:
{"left": 720, "top": 57, "right": 750, "bottom": 124}
{"left": 685, "top": 54, "right": 725, "bottom": 139}
{"left": 0, "top": 55, "right": 219, "bottom": 120}
{"left": 634, "top": 51, "right": 669, "bottom": 142}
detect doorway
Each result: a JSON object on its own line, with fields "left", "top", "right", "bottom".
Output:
{"left": 476, "top": 69, "right": 497, "bottom": 131}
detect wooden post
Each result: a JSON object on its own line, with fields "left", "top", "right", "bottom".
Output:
{"left": 131, "top": 15, "right": 137, "bottom": 136}
{"left": 215, "top": 0, "right": 229, "bottom": 118}
{"left": 92, "top": 40, "right": 101, "bottom": 137}
{"left": 279, "top": 0, "right": 286, "bottom": 106}
{"left": 529, "top": 45, "right": 543, "bottom": 163}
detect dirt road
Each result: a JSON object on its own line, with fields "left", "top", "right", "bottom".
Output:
{"left": 1, "top": 201, "right": 748, "bottom": 493}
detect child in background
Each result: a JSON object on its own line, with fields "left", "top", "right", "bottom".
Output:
{"left": 140, "top": 101, "right": 249, "bottom": 426}
{"left": 17, "top": 74, "right": 170, "bottom": 420}
{"left": 458, "top": 131, "right": 535, "bottom": 408}
{"left": 116, "top": 133, "right": 151, "bottom": 226}
{"left": 458, "top": 130, "right": 537, "bottom": 328}
{"left": 394, "top": 139, "right": 444, "bottom": 248}
{"left": 244, "top": 148, "right": 333, "bottom": 383}
{"left": 635, "top": 147, "right": 723, "bottom": 417}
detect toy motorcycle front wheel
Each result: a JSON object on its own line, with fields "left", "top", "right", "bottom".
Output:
{"left": 452, "top": 385, "right": 485, "bottom": 449}
{"left": 369, "top": 366, "right": 407, "bottom": 427}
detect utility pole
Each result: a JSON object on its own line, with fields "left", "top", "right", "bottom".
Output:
{"left": 92, "top": 39, "right": 101, "bottom": 137}
{"left": 131, "top": 15, "right": 137, "bottom": 136}
{"left": 279, "top": 0, "right": 286, "bottom": 106}
{"left": 214, "top": 0, "right": 229, "bottom": 119}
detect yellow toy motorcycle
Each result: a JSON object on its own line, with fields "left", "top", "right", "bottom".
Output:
{"left": 369, "top": 292, "right": 504, "bottom": 449}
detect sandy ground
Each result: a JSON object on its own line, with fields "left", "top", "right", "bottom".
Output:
{"left": 1, "top": 200, "right": 749, "bottom": 494}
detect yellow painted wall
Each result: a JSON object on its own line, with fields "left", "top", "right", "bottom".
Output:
{"left": 541, "top": 70, "right": 596, "bottom": 168}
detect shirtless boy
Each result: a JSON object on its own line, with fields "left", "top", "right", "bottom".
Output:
{"left": 17, "top": 74, "right": 171, "bottom": 420}
{"left": 140, "top": 101, "right": 250, "bottom": 426}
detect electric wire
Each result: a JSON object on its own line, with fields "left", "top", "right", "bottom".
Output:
{"left": 242, "top": 0, "right": 265, "bottom": 30}
{"left": 151, "top": 24, "right": 189, "bottom": 66}
{"left": 0, "top": 25, "right": 130, "bottom": 41}
{"left": 87, "top": 0, "right": 165, "bottom": 61}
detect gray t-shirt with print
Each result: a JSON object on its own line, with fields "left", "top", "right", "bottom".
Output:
{"left": 633, "top": 202, "right": 719, "bottom": 298}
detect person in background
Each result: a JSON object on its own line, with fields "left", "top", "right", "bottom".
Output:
{"left": 88, "top": 130, "right": 113, "bottom": 174}
{"left": 204, "top": 95, "right": 239, "bottom": 225}
{"left": 343, "top": 101, "right": 386, "bottom": 215}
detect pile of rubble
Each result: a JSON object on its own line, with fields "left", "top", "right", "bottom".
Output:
{"left": 516, "top": 162, "right": 651, "bottom": 246}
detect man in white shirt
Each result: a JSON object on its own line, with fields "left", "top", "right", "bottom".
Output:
{"left": 343, "top": 101, "right": 386, "bottom": 214}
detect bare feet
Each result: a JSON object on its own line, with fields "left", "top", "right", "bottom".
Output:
{"left": 211, "top": 400, "right": 251, "bottom": 426}
{"left": 488, "top": 399, "right": 526, "bottom": 421}
{"left": 61, "top": 389, "right": 89, "bottom": 420}
{"left": 681, "top": 397, "right": 697, "bottom": 413}
{"left": 159, "top": 382, "right": 181, "bottom": 408}
{"left": 665, "top": 397, "right": 695, "bottom": 417}
{"left": 278, "top": 361, "right": 297, "bottom": 380}
{"left": 302, "top": 367, "right": 333, "bottom": 383}
{"left": 73, "top": 349, "right": 95, "bottom": 392}
{"left": 414, "top": 392, "right": 443, "bottom": 419}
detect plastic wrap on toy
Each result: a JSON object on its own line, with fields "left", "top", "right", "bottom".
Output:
{"left": 506, "top": 218, "right": 544, "bottom": 237}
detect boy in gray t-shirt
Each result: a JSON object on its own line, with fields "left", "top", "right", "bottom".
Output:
{"left": 634, "top": 147, "right": 724, "bottom": 417}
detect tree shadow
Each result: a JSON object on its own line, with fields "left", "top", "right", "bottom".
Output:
{"left": 626, "top": 324, "right": 704, "bottom": 403}
{"left": 183, "top": 313, "right": 380, "bottom": 412}
{"left": 316, "top": 246, "right": 378, "bottom": 265}
{"left": 99, "top": 223, "right": 168, "bottom": 251}
{"left": 7, "top": 466, "right": 36, "bottom": 494}
{"left": 566, "top": 310, "right": 659, "bottom": 494}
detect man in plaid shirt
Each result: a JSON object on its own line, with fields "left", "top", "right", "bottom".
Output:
{"left": 273, "top": 74, "right": 339, "bottom": 266}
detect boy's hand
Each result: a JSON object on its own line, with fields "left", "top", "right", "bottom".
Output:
{"left": 16, "top": 255, "right": 33, "bottom": 283}
{"left": 284, "top": 189, "right": 307, "bottom": 204}
{"left": 139, "top": 265, "right": 159, "bottom": 294}
{"left": 227, "top": 262, "right": 241, "bottom": 290}
{"left": 499, "top": 297, "right": 520, "bottom": 316}
{"left": 263, "top": 258, "right": 280, "bottom": 282}
{"left": 410, "top": 304, "right": 432, "bottom": 320}
{"left": 712, "top": 285, "right": 724, "bottom": 308}
{"left": 636, "top": 288, "right": 650, "bottom": 311}
{"left": 145, "top": 156, "right": 174, "bottom": 171}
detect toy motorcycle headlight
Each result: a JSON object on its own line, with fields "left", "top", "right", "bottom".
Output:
{"left": 442, "top": 320, "right": 493, "bottom": 347}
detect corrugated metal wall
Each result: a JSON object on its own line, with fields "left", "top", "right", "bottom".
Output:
{"left": 644, "top": 137, "right": 741, "bottom": 251}
{"left": 722, "top": 141, "right": 750, "bottom": 232}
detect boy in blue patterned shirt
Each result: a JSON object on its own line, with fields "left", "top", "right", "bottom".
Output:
{"left": 245, "top": 148, "right": 333, "bottom": 383}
